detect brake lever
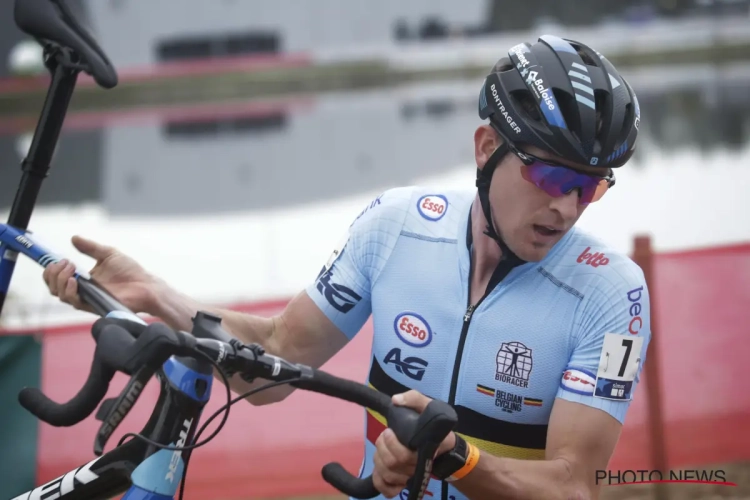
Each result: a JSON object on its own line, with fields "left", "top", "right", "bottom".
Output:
{"left": 387, "top": 400, "right": 457, "bottom": 500}
{"left": 93, "top": 365, "right": 155, "bottom": 455}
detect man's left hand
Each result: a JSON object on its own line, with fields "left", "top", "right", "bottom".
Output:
{"left": 372, "top": 390, "right": 456, "bottom": 498}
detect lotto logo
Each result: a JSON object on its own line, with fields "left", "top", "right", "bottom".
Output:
{"left": 393, "top": 312, "right": 433, "bottom": 347}
{"left": 417, "top": 195, "right": 448, "bottom": 221}
{"left": 577, "top": 246, "right": 610, "bottom": 267}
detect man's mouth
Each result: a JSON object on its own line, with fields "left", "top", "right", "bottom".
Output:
{"left": 533, "top": 224, "right": 562, "bottom": 237}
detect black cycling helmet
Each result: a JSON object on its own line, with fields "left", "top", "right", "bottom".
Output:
{"left": 473, "top": 35, "right": 641, "bottom": 260}
{"left": 478, "top": 34, "right": 640, "bottom": 169}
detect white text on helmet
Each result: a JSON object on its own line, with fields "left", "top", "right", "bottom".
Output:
{"left": 490, "top": 84, "right": 522, "bottom": 134}
{"left": 526, "top": 71, "right": 556, "bottom": 111}
{"left": 510, "top": 44, "right": 530, "bottom": 68}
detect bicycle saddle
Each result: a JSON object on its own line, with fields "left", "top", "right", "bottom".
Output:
{"left": 14, "top": 0, "right": 118, "bottom": 88}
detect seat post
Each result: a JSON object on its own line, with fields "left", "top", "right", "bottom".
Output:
{"left": 0, "top": 48, "right": 80, "bottom": 316}
{"left": 7, "top": 48, "right": 80, "bottom": 233}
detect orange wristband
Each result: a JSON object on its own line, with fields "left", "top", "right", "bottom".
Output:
{"left": 447, "top": 442, "right": 480, "bottom": 482}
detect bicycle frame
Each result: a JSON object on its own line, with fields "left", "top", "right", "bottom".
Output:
{"left": 1, "top": 226, "right": 218, "bottom": 500}
{"left": 0, "top": 5, "right": 214, "bottom": 497}
{"left": 8, "top": 359, "right": 213, "bottom": 500}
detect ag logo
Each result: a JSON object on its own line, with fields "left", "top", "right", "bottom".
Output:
{"left": 315, "top": 266, "right": 362, "bottom": 313}
{"left": 416, "top": 194, "right": 448, "bottom": 221}
{"left": 383, "top": 348, "right": 428, "bottom": 381}
{"left": 393, "top": 312, "right": 433, "bottom": 347}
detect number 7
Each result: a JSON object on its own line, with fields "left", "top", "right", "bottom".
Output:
{"left": 618, "top": 339, "right": 633, "bottom": 377}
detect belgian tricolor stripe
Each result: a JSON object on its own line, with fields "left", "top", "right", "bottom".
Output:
{"left": 368, "top": 356, "right": 548, "bottom": 460}
{"left": 476, "top": 384, "right": 495, "bottom": 396}
{"left": 524, "top": 397, "right": 543, "bottom": 407}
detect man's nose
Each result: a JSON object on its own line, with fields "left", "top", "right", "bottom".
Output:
{"left": 549, "top": 189, "right": 580, "bottom": 220}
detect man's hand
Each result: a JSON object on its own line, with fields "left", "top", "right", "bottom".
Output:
{"left": 372, "top": 390, "right": 456, "bottom": 498}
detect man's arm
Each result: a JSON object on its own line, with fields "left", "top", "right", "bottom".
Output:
{"left": 449, "top": 398, "right": 621, "bottom": 500}
{"left": 147, "top": 284, "right": 350, "bottom": 405}
{"left": 447, "top": 259, "right": 652, "bottom": 499}
{"left": 145, "top": 188, "right": 410, "bottom": 405}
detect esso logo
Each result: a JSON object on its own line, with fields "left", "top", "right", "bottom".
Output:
{"left": 417, "top": 195, "right": 448, "bottom": 221}
{"left": 393, "top": 312, "right": 433, "bottom": 348}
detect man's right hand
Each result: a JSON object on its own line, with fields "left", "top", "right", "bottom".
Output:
{"left": 42, "top": 235, "right": 160, "bottom": 315}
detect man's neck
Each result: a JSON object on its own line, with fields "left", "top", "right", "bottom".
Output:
{"left": 469, "top": 196, "right": 503, "bottom": 301}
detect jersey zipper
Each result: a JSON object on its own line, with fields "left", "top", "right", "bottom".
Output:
{"left": 442, "top": 254, "right": 517, "bottom": 500}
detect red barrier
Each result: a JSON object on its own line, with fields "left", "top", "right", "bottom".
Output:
{"left": 3, "top": 240, "right": 750, "bottom": 499}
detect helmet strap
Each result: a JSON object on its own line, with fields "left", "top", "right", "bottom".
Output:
{"left": 476, "top": 142, "right": 508, "bottom": 245}
{"left": 475, "top": 142, "right": 523, "bottom": 264}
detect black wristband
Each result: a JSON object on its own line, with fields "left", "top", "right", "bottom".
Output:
{"left": 431, "top": 434, "right": 469, "bottom": 481}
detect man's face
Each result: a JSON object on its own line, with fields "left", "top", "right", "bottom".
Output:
{"left": 474, "top": 125, "right": 609, "bottom": 262}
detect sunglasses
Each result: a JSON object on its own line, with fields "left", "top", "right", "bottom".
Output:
{"left": 510, "top": 146, "right": 615, "bottom": 206}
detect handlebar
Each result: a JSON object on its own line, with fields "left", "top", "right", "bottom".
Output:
{"left": 18, "top": 286, "right": 457, "bottom": 500}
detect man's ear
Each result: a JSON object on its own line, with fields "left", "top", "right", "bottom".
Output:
{"left": 474, "top": 125, "right": 502, "bottom": 171}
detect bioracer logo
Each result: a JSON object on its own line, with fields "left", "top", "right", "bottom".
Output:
{"left": 165, "top": 417, "right": 194, "bottom": 483}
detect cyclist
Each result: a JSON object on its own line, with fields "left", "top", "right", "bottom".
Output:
{"left": 43, "top": 34, "right": 649, "bottom": 500}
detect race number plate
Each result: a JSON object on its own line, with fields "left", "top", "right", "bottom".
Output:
{"left": 594, "top": 333, "right": 644, "bottom": 401}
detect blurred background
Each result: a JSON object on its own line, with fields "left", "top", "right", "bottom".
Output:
{"left": 0, "top": 0, "right": 749, "bottom": 499}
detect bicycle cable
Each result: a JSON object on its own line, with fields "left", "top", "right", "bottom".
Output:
{"left": 178, "top": 376, "right": 303, "bottom": 500}
{"left": 107, "top": 346, "right": 302, "bottom": 500}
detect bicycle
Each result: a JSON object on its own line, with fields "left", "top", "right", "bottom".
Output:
{"left": 0, "top": 1, "right": 458, "bottom": 499}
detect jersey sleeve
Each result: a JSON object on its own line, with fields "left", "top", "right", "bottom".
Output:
{"left": 304, "top": 188, "right": 412, "bottom": 340}
{"left": 556, "top": 262, "right": 652, "bottom": 424}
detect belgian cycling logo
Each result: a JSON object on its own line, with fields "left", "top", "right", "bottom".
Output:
{"left": 393, "top": 312, "right": 433, "bottom": 347}
{"left": 477, "top": 384, "right": 543, "bottom": 413}
{"left": 383, "top": 347, "right": 429, "bottom": 381}
{"left": 315, "top": 266, "right": 363, "bottom": 314}
{"left": 495, "top": 341, "right": 533, "bottom": 388}
{"left": 416, "top": 194, "right": 448, "bottom": 221}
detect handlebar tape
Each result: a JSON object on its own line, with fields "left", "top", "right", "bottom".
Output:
{"left": 293, "top": 369, "right": 457, "bottom": 500}
{"left": 17, "top": 319, "right": 196, "bottom": 427}
{"left": 292, "top": 369, "right": 391, "bottom": 414}
{"left": 18, "top": 357, "right": 115, "bottom": 427}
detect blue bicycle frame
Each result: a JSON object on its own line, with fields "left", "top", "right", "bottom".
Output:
{"left": 1, "top": 228, "right": 216, "bottom": 500}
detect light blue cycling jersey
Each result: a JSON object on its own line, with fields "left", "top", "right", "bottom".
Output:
{"left": 305, "top": 186, "right": 651, "bottom": 500}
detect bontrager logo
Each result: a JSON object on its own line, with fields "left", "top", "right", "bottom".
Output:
{"left": 10, "top": 456, "right": 102, "bottom": 500}
{"left": 166, "top": 417, "right": 193, "bottom": 483}
{"left": 489, "top": 84, "right": 522, "bottom": 134}
{"left": 383, "top": 348, "right": 428, "bottom": 381}
{"left": 316, "top": 267, "right": 363, "bottom": 313}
